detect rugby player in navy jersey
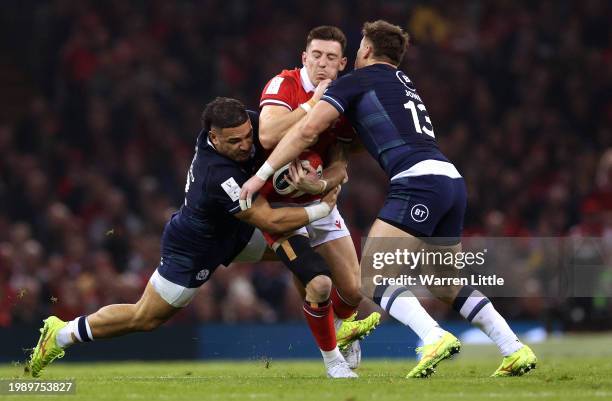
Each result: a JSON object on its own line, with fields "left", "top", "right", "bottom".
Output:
{"left": 25, "top": 97, "right": 343, "bottom": 378}
{"left": 241, "top": 20, "right": 537, "bottom": 378}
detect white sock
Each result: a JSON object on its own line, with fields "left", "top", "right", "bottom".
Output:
{"left": 321, "top": 347, "right": 344, "bottom": 367}
{"left": 56, "top": 316, "right": 94, "bottom": 348}
{"left": 333, "top": 316, "right": 343, "bottom": 332}
{"left": 379, "top": 286, "right": 444, "bottom": 345}
{"left": 471, "top": 303, "right": 523, "bottom": 356}
{"left": 56, "top": 320, "right": 77, "bottom": 348}
{"left": 455, "top": 287, "right": 523, "bottom": 356}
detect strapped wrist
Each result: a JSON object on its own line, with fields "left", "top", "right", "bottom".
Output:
{"left": 304, "top": 202, "right": 331, "bottom": 223}
{"left": 299, "top": 98, "right": 318, "bottom": 113}
{"left": 255, "top": 161, "right": 274, "bottom": 181}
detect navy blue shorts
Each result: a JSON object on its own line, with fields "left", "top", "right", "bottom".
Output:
{"left": 157, "top": 252, "right": 221, "bottom": 288}
{"left": 378, "top": 175, "right": 467, "bottom": 245}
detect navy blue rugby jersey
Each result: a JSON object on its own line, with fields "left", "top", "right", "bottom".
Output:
{"left": 321, "top": 64, "right": 450, "bottom": 178}
{"left": 161, "top": 111, "right": 262, "bottom": 270}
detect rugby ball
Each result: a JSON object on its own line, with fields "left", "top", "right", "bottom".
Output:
{"left": 272, "top": 150, "right": 323, "bottom": 198}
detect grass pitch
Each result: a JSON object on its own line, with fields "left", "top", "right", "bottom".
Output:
{"left": 1, "top": 335, "right": 611, "bottom": 401}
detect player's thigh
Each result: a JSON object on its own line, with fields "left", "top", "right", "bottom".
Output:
{"left": 149, "top": 268, "right": 200, "bottom": 310}
{"left": 314, "top": 235, "right": 361, "bottom": 301}
{"left": 307, "top": 206, "right": 360, "bottom": 298}
{"left": 378, "top": 175, "right": 455, "bottom": 239}
{"left": 135, "top": 279, "right": 181, "bottom": 324}
{"left": 233, "top": 229, "right": 269, "bottom": 262}
{"left": 361, "top": 218, "right": 425, "bottom": 299}
{"left": 431, "top": 177, "right": 467, "bottom": 241}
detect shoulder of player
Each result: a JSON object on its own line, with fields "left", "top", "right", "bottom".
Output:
{"left": 277, "top": 68, "right": 301, "bottom": 80}
{"left": 267, "top": 68, "right": 301, "bottom": 88}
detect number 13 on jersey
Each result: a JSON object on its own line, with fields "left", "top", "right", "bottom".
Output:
{"left": 404, "top": 100, "right": 435, "bottom": 138}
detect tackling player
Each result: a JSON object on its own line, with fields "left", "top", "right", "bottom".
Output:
{"left": 256, "top": 25, "right": 379, "bottom": 371}
{"left": 241, "top": 20, "right": 538, "bottom": 378}
{"left": 25, "top": 98, "right": 341, "bottom": 378}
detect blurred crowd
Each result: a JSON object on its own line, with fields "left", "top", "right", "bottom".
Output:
{"left": 0, "top": 0, "right": 610, "bottom": 328}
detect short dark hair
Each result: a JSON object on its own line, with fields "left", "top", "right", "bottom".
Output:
{"left": 306, "top": 25, "right": 347, "bottom": 56}
{"left": 201, "top": 97, "right": 248, "bottom": 131}
{"left": 362, "top": 20, "right": 409, "bottom": 66}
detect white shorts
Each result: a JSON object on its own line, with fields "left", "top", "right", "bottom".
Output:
{"left": 149, "top": 269, "right": 198, "bottom": 308}
{"left": 305, "top": 205, "right": 351, "bottom": 248}
{"left": 263, "top": 205, "right": 351, "bottom": 250}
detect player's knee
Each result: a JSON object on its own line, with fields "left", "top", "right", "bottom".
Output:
{"left": 130, "top": 303, "right": 169, "bottom": 332}
{"left": 305, "top": 275, "right": 332, "bottom": 302}
{"left": 140, "top": 317, "right": 166, "bottom": 332}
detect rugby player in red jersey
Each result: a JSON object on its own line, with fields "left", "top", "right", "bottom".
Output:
{"left": 255, "top": 26, "right": 380, "bottom": 375}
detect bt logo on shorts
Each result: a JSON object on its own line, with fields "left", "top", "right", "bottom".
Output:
{"left": 410, "top": 204, "right": 429, "bottom": 223}
{"left": 196, "top": 269, "right": 210, "bottom": 281}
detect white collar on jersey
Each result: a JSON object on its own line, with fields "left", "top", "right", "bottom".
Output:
{"left": 206, "top": 134, "right": 216, "bottom": 150}
{"left": 300, "top": 67, "right": 315, "bottom": 93}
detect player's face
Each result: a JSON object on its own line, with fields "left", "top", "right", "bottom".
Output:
{"left": 302, "top": 39, "right": 347, "bottom": 85}
{"left": 211, "top": 120, "right": 253, "bottom": 163}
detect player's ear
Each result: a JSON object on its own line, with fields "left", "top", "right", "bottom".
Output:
{"left": 209, "top": 129, "right": 219, "bottom": 146}
{"left": 302, "top": 51, "right": 307, "bottom": 65}
{"left": 364, "top": 43, "right": 373, "bottom": 60}
{"left": 338, "top": 56, "right": 347, "bottom": 72}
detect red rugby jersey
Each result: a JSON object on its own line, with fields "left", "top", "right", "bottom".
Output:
{"left": 259, "top": 67, "right": 355, "bottom": 204}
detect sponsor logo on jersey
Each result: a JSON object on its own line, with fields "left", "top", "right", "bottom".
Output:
{"left": 265, "top": 76, "right": 285, "bottom": 95}
{"left": 396, "top": 70, "right": 417, "bottom": 92}
{"left": 221, "top": 177, "right": 241, "bottom": 201}
{"left": 410, "top": 204, "right": 429, "bottom": 223}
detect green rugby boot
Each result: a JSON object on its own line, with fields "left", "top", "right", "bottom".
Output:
{"left": 25, "top": 316, "right": 67, "bottom": 377}
{"left": 336, "top": 312, "right": 381, "bottom": 351}
{"left": 406, "top": 332, "right": 461, "bottom": 378}
{"left": 491, "top": 345, "right": 537, "bottom": 377}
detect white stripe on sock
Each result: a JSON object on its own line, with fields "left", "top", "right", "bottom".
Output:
{"left": 84, "top": 317, "right": 93, "bottom": 341}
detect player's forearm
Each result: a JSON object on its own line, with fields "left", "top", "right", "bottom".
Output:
{"left": 255, "top": 101, "right": 339, "bottom": 183}
{"left": 259, "top": 109, "right": 306, "bottom": 149}
{"left": 265, "top": 122, "right": 317, "bottom": 172}
{"left": 265, "top": 207, "right": 310, "bottom": 234}
{"left": 237, "top": 196, "right": 330, "bottom": 234}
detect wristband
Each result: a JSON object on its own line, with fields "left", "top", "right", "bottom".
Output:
{"left": 255, "top": 161, "right": 275, "bottom": 181}
{"left": 299, "top": 102, "right": 312, "bottom": 113}
{"left": 305, "top": 203, "right": 331, "bottom": 223}
{"left": 299, "top": 98, "right": 317, "bottom": 113}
